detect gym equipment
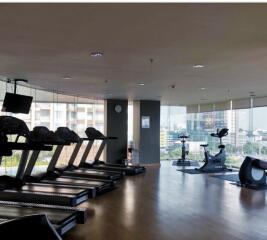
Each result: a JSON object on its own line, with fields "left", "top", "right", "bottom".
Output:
{"left": 24, "top": 126, "right": 116, "bottom": 195}
{"left": 0, "top": 200, "right": 86, "bottom": 236}
{"left": 0, "top": 117, "right": 87, "bottom": 235}
{"left": 174, "top": 135, "right": 191, "bottom": 166}
{"left": 79, "top": 127, "right": 145, "bottom": 175}
{"left": 0, "top": 214, "right": 62, "bottom": 240}
{"left": 23, "top": 126, "right": 97, "bottom": 198}
{"left": 47, "top": 127, "right": 123, "bottom": 181}
{"left": 0, "top": 116, "right": 89, "bottom": 206}
{"left": 195, "top": 128, "right": 230, "bottom": 172}
{"left": 239, "top": 156, "right": 267, "bottom": 188}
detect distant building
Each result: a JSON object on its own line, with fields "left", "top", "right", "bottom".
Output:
{"left": 2, "top": 102, "right": 105, "bottom": 136}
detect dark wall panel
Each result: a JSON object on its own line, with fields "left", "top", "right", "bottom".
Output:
{"left": 139, "top": 100, "right": 160, "bottom": 164}
{"left": 106, "top": 99, "right": 128, "bottom": 164}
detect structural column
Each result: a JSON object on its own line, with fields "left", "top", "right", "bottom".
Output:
{"left": 105, "top": 99, "right": 128, "bottom": 164}
{"left": 133, "top": 100, "right": 160, "bottom": 165}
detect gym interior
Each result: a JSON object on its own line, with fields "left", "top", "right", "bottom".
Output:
{"left": 0, "top": 2, "right": 267, "bottom": 240}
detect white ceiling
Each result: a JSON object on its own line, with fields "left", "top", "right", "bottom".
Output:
{"left": 1, "top": 3, "right": 267, "bottom": 105}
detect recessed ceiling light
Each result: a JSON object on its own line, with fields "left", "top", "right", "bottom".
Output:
{"left": 63, "top": 76, "right": 72, "bottom": 80}
{"left": 193, "top": 65, "right": 205, "bottom": 68}
{"left": 200, "top": 87, "right": 206, "bottom": 90}
{"left": 138, "top": 83, "right": 145, "bottom": 86}
{"left": 90, "top": 52, "right": 104, "bottom": 57}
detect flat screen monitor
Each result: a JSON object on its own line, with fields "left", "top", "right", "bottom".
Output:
{"left": 2, "top": 92, "right": 33, "bottom": 114}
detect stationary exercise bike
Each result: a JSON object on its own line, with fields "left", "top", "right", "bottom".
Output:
{"left": 196, "top": 128, "right": 230, "bottom": 172}
{"left": 239, "top": 156, "right": 267, "bottom": 188}
{"left": 175, "top": 135, "right": 191, "bottom": 166}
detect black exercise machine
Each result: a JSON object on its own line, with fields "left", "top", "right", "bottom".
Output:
{"left": 0, "top": 116, "right": 89, "bottom": 206}
{"left": 51, "top": 128, "right": 123, "bottom": 181}
{"left": 79, "top": 127, "right": 145, "bottom": 175}
{"left": 23, "top": 127, "right": 116, "bottom": 195}
{"left": 0, "top": 214, "right": 62, "bottom": 240}
{"left": 195, "top": 128, "right": 230, "bottom": 172}
{"left": 174, "top": 135, "right": 192, "bottom": 166}
{"left": 0, "top": 118, "right": 87, "bottom": 236}
{"left": 239, "top": 156, "right": 267, "bottom": 188}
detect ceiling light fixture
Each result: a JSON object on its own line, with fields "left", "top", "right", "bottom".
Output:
{"left": 193, "top": 65, "right": 205, "bottom": 68}
{"left": 90, "top": 52, "right": 104, "bottom": 57}
{"left": 200, "top": 87, "right": 206, "bottom": 90}
{"left": 62, "top": 76, "right": 72, "bottom": 80}
{"left": 138, "top": 83, "right": 145, "bottom": 86}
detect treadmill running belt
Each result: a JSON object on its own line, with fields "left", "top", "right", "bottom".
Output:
{"left": 0, "top": 205, "right": 76, "bottom": 224}
{"left": 21, "top": 183, "right": 87, "bottom": 195}
{"left": 71, "top": 169, "right": 110, "bottom": 175}
{"left": 43, "top": 177, "right": 106, "bottom": 186}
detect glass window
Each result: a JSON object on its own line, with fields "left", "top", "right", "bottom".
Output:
{"left": 160, "top": 106, "right": 187, "bottom": 160}
{"left": 0, "top": 81, "right": 105, "bottom": 175}
{"left": 160, "top": 104, "right": 264, "bottom": 168}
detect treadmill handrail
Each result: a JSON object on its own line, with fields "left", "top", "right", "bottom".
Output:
{"left": 81, "top": 137, "right": 117, "bottom": 140}
{"left": 0, "top": 142, "right": 53, "bottom": 151}
{"left": 82, "top": 137, "right": 105, "bottom": 141}
{"left": 29, "top": 141, "right": 71, "bottom": 146}
{"left": 47, "top": 145, "right": 65, "bottom": 172}
{"left": 23, "top": 139, "right": 73, "bottom": 178}
{"left": 68, "top": 140, "right": 83, "bottom": 166}
{"left": 78, "top": 140, "right": 94, "bottom": 166}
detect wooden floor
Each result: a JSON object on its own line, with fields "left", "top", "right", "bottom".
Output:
{"left": 64, "top": 162, "right": 267, "bottom": 240}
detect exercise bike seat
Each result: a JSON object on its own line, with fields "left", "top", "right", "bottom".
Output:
{"left": 218, "top": 144, "right": 225, "bottom": 149}
{"left": 200, "top": 144, "right": 208, "bottom": 147}
{"left": 179, "top": 135, "right": 189, "bottom": 139}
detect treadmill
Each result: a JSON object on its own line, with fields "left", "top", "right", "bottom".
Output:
{"left": 0, "top": 116, "right": 89, "bottom": 207}
{"left": 0, "top": 120, "right": 87, "bottom": 236}
{"left": 0, "top": 200, "right": 86, "bottom": 236}
{"left": 0, "top": 214, "right": 61, "bottom": 240}
{"left": 23, "top": 127, "right": 116, "bottom": 195}
{"left": 44, "top": 127, "right": 123, "bottom": 181}
{"left": 80, "top": 128, "right": 146, "bottom": 175}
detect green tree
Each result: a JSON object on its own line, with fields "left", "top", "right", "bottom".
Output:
{"left": 243, "top": 142, "right": 260, "bottom": 155}
{"left": 261, "top": 146, "right": 267, "bottom": 155}
{"left": 225, "top": 144, "right": 238, "bottom": 154}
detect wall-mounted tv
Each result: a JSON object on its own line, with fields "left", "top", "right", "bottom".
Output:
{"left": 2, "top": 92, "right": 33, "bottom": 114}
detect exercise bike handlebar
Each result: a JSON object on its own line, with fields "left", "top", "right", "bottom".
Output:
{"left": 210, "top": 128, "right": 229, "bottom": 139}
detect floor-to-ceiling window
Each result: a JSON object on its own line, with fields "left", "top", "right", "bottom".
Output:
{"left": 251, "top": 106, "right": 267, "bottom": 158}
{"left": 160, "top": 106, "right": 186, "bottom": 160}
{"left": 0, "top": 80, "right": 105, "bottom": 175}
{"left": 161, "top": 100, "right": 267, "bottom": 167}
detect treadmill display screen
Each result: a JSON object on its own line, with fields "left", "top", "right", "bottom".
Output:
{"left": 2, "top": 92, "right": 33, "bottom": 114}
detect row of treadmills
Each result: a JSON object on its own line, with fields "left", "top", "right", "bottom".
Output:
{"left": 0, "top": 116, "right": 145, "bottom": 239}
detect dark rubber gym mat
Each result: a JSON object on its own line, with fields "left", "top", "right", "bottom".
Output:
{"left": 212, "top": 173, "right": 267, "bottom": 190}
{"left": 178, "top": 168, "right": 235, "bottom": 174}
{"left": 211, "top": 173, "right": 239, "bottom": 182}
{"left": 172, "top": 161, "right": 199, "bottom": 167}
